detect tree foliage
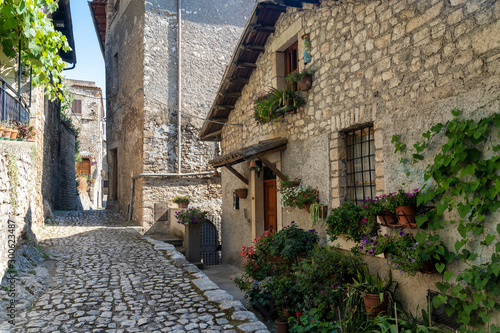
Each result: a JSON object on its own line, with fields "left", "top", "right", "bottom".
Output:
{"left": 0, "top": 0, "right": 70, "bottom": 100}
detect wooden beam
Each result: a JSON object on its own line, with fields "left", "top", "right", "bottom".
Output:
{"left": 226, "top": 77, "right": 249, "bottom": 84}
{"left": 225, "top": 165, "right": 249, "bottom": 185}
{"left": 212, "top": 117, "right": 228, "bottom": 123}
{"left": 214, "top": 105, "right": 235, "bottom": 110}
{"left": 257, "top": 156, "right": 288, "bottom": 182}
{"left": 241, "top": 44, "right": 265, "bottom": 52}
{"left": 257, "top": 3, "right": 287, "bottom": 13}
{"left": 235, "top": 62, "right": 257, "bottom": 69}
{"left": 221, "top": 92, "right": 242, "bottom": 98}
{"left": 249, "top": 24, "right": 276, "bottom": 33}
{"left": 203, "top": 129, "right": 222, "bottom": 139}
{"left": 299, "top": 0, "right": 320, "bottom": 4}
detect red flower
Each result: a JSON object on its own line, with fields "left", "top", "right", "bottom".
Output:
{"left": 296, "top": 312, "right": 301, "bottom": 316}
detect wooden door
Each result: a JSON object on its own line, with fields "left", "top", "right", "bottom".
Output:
{"left": 264, "top": 179, "right": 277, "bottom": 232}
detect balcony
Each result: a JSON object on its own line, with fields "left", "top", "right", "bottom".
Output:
{"left": 0, "top": 76, "right": 30, "bottom": 124}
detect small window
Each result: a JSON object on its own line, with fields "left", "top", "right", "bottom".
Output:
{"left": 345, "top": 125, "right": 376, "bottom": 203}
{"left": 76, "top": 159, "right": 91, "bottom": 175}
{"left": 284, "top": 42, "right": 298, "bottom": 76}
{"left": 72, "top": 99, "right": 82, "bottom": 114}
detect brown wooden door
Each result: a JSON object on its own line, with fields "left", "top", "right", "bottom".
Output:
{"left": 264, "top": 179, "right": 277, "bottom": 232}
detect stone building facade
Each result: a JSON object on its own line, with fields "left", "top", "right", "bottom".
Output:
{"left": 91, "top": 0, "right": 253, "bottom": 231}
{"left": 200, "top": 0, "right": 500, "bottom": 321}
{"left": 66, "top": 79, "right": 105, "bottom": 208}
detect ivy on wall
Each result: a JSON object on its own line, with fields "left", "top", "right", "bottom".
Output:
{"left": 393, "top": 110, "right": 500, "bottom": 332}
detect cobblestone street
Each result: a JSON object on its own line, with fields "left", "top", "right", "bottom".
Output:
{"left": 4, "top": 211, "right": 268, "bottom": 333}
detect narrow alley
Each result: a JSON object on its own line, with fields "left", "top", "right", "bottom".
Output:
{"left": 8, "top": 211, "right": 268, "bottom": 333}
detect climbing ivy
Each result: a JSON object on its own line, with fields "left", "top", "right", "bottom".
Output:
{"left": 0, "top": 0, "right": 70, "bottom": 100}
{"left": 393, "top": 110, "right": 500, "bottom": 332}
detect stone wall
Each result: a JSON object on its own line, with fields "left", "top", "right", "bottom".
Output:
{"left": 0, "top": 142, "right": 38, "bottom": 280}
{"left": 217, "top": 0, "right": 500, "bottom": 317}
{"left": 105, "top": 0, "right": 253, "bottom": 228}
{"left": 40, "top": 98, "right": 77, "bottom": 211}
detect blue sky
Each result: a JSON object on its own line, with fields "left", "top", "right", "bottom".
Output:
{"left": 64, "top": 0, "right": 105, "bottom": 97}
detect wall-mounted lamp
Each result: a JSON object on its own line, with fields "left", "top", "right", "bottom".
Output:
{"left": 249, "top": 160, "right": 262, "bottom": 177}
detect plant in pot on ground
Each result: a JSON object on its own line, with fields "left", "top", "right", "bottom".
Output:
{"left": 270, "top": 222, "right": 319, "bottom": 262}
{"left": 326, "top": 200, "right": 377, "bottom": 243}
{"left": 352, "top": 266, "right": 396, "bottom": 318}
{"left": 295, "top": 246, "right": 363, "bottom": 313}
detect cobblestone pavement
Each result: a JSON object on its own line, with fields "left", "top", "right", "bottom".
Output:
{"left": 3, "top": 211, "right": 269, "bottom": 333}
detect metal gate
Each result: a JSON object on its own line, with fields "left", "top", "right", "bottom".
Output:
{"left": 200, "top": 213, "right": 222, "bottom": 266}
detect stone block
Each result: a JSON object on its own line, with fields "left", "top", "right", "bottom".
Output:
{"left": 406, "top": 2, "right": 443, "bottom": 33}
{"left": 472, "top": 20, "right": 500, "bottom": 54}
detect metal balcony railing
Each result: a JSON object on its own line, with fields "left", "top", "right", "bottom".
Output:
{"left": 0, "top": 75, "right": 30, "bottom": 124}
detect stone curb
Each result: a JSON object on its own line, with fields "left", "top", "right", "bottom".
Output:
{"left": 138, "top": 232, "right": 271, "bottom": 333}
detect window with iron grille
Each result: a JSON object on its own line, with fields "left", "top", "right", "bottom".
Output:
{"left": 345, "top": 125, "right": 376, "bottom": 203}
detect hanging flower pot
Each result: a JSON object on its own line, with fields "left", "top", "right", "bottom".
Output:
{"left": 395, "top": 205, "right": 417, "bottom": 227}
{"left": 236, "top": 188, "right": 248, "bottom": 199}
{"left": 420, "top": 259, "right": 439, "bottom": 274}
{"left": 297, "top": 74, "right": 313, "bottom": 91}
{"left": 363, "top": 292, "right": 389, "bottom": 317}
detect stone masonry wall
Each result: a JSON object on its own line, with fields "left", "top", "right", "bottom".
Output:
{"left": 0, "top": 142, "right": 38, "bottom": 280}
{"left": 105, "top": 0, "right": 145, "bottom": 219}
{"left": 127, "top": 0, "right": 253, "bottom": 228}
{"left": 219, "top": 0, "right": 500, "bottom": 316}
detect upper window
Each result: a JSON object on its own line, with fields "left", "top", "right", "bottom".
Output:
{"left": 345, "top": 125, "right": 376, "bottom": 203}
{"left": 284, "top": 42, "right": 298, "bottom": 77}
{"left": 71, "top": 99, "right": 82, "bottom": 114}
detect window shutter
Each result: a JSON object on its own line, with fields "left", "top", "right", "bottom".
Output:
{"left": 72, "top": 99, "right": 82, "bottom": 114}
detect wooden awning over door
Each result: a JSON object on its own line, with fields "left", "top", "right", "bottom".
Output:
{"left": 209, "top": 138, "right": 288, "bottom": 185}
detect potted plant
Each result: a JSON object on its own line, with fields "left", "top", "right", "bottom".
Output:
{"left": 253, "top": 88, "right": 283, "bottom": 124}
{"left": 326, "top": 201, "right": 377, "bottom": 242}
{"left": 352, "top": 267, "right": 395, "bottom": 317}
{"left": 295, "top": 246, "right": 363, "bottom": 311}
{"left": 175, "top": 208, "right": 206, "bottom": 226}
{"left": 359, "top": 231, "right": 397, "bottom": 258}
{"left": 392, "top": 189, "right": 419, "bottom": 227}
{"left": 269, "top": 275, "right": 301, "bottom": 333}
{"left": 285, "top": 68, "right": 314, "bottom": 91}
{"left": 15, "top": 121, "right": 35, "bottom": 141}
{"left": 175, "top": 208, "right": 207, "bottom": 262}
{"left": 1, "top": 120, "right": 12, "bottom": 140}
{"left": 270, "top": 222, "right": 319, "bottom": 262}
{"left": 172, "top": 195, "right": 190, "bottom": 208}
{"left": 279, "top": 179, "right": 319, "bottom": 210}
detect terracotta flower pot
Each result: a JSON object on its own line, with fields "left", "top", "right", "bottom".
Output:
{"left": 297, "top": 74, "right": 312, "bottom": 91}
{"left": 177, "top": 202, "right": 189, "bottom": 208}
{"left": 275, "top": 319, "right": 289, "bottom": 333}
{"left": 2, "top": 130, "right": 11, "bottom": 138}
{"left": 377, "top": 209, "right": 398, "bottom": 225}
{"left": 10, "top": 130, "right": 18, "bottom": 139}
{"left": 363, "top": 292, "right": 389, "bottom": 317}
{"left": 236, "top": 188, "right": 248, "bottom": 199}
{"left": 395, "top": 205, "right": 417, "bottom": 227}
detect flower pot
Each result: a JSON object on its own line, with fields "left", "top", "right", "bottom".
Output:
{"left": 297, "top": 74, "right": 312, "bottom": 91}
{"left": 420, "top": 259, "right": 438, "bottom": 274}
{"left": 236, "top": 188, "right": 248, "bottom": 199}
{"left": 177, "top": 202, "right": 189, "bottom": 208}
{"left": 10, "top": 130, "right": 18, "bottom": 139}
{"left": 268, "top": 254, "right": 283, "bottom": 263}
{"left": 275, "top": 319, "right": 289, "bottom": 333}
{"left": 377, "top": 209, "right": 398, "bottom": 225}
{"left": 395, "top": 205, "right": 417, "bottom": 227}
{"left": 2, "top": 130, "right": 11, "bottom": 139}
{"left": 304, "top": 201, "right": 319, "bottom": 213}
{"left": 363, "top": 292, "right": 389, "bottom": 317}
{"left": 296, "top": 251, "right": 308, "bottom": 261}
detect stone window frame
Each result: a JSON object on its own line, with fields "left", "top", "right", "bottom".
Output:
{"left": 330, "top": 110, "right": 384, "bottom": 208}
{"left": 270, "top": 20, "right": 304, "bottom": 91}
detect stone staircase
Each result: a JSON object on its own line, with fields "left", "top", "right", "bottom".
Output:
{"left": 148, "top": 234, "right": 185, "bottom": 255}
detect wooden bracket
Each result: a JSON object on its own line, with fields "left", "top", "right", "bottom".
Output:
{"left": 257, "top": 155, "right": 288, "bottom": 182}
{"left": 224, "top": 165, "right": 249, "bottom": 185}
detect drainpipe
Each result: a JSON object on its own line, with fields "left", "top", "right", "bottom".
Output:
{"left": 127, "top": 0, "right": 213, "bottom": 222}
{"left": 177, "top": 0, "right": 182, "bottom": 175}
